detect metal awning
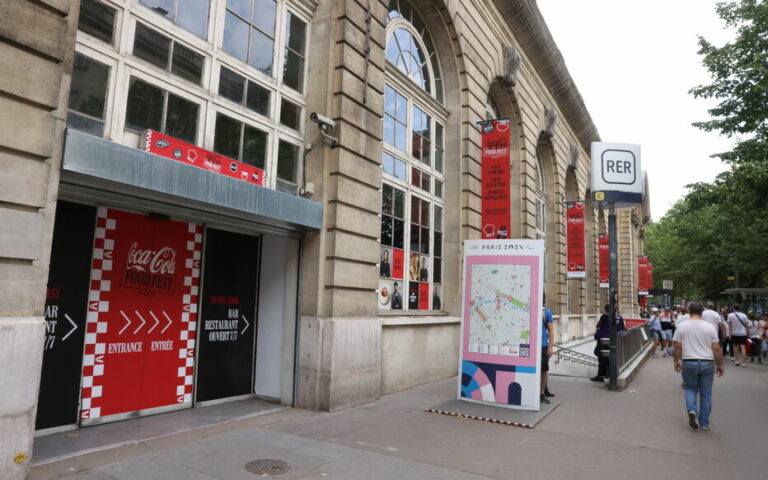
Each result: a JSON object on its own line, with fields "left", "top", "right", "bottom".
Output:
{"left": 60, "top": 130, "right": 323, "bottom": 235}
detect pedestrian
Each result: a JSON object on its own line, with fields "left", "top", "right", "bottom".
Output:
{"left": 591, "top": 304, "right": 625, "bottom": 382}
{"left": 660, "top": 307, "right": 675, "bottom": 356}
{"left": 540, "top": 294, "right": 555, "bottom": 404}
{"left": 761, "top": 314, "right": 768, "bottom": 363}
{"left": 701, "top": 302, "right": 720, "bottom": 330}
{"left": 747, "top": 311, "right": 762, "bottom": 364}
{"left": 727, "top": 305, "right": 750, "bottom": 366}
{"left": 719, "top": 308, "right": 732, "bottom": 360}
{"left": 648, "top": 307, "right": 663, "bottom": 357}
{"left": 673, "top": 302, "right": 724, "bottom": 431}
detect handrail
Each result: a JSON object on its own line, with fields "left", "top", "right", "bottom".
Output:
{"left": 552, "top": 345, "right": 598, "bottom": 368}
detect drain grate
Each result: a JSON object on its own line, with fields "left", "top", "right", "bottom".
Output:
{"left": 244, "top": 459, "right": 291, "bottom": 477}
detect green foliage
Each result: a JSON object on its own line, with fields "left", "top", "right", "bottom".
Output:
{"left": 647, "top": 0, "right": 768, "bottom": 299}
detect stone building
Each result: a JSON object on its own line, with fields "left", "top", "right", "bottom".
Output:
{"left": 0, "top": 1, "right": 648, "bottom": 478}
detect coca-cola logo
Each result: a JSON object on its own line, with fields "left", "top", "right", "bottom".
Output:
{"left": 126, "top": 242, "right": 176, "bottom": 275}
{"left": 229, "top": 162, "right": 238, "bottom": 173}
{"left": 155, "top": 139, "right": 170, "bottom": 149}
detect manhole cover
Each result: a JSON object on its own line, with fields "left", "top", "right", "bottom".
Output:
{"left": 244, "top": 459, "right": 291, "bottom": 476}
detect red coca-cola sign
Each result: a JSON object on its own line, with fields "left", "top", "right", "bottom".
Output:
{"left": 122, "top": 242, "right": 178, "bottom": 294}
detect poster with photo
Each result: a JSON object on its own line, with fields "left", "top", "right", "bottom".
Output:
{"left": 378, "top": 279, "right": 393, "bottom": 310}
{"left": 432, "top": 285, "right": 442, "bottom": 310}
{"left": 380, "top": 247, "right": 392, "bottom": 278}
{"left": 391, "top": 248, "right": 404, "bottom": 279}
{"left": 408, "top": 282, "right": 419, "bottom": 309}
{"left": 390, "top": 280, "right": 404, "bottom": 310}
{"left": 409, "top": 253, "right": 429, "bottom": 282}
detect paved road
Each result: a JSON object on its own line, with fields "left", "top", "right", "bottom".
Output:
{"left": 31, "top": 354, "right": 768, "bottom": 480}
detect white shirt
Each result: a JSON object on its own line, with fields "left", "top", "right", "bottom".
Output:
{"left": 748, "top": 320, "right": 760, "bottom": 338}
{"left": 673, "top": 319, "right": 719, "bottom": 360}
{"left": 648, "top": 314, "right": 661, "bottom": 330}
{"left": 728, "top": 312, "right": 749, "bottom": 336}
{"left": 676, "top": 314, "right": 690, "bottom": 326}
{"left": 701, "top": 309, "right": 721, "bottom": 330}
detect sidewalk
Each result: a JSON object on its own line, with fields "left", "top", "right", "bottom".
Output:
{"left": 30, "top": 355, "right": 768, "bottom": 480}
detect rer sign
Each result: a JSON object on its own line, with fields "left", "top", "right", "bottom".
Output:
{"left": 591, "top": 142, "right": 642, "bottom": 206}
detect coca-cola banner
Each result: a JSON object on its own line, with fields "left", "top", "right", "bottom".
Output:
{"left": 637, "top": 256, "right": 649, "bottom": 295}
{"left": 143, "top": 130, "right": 266, "bottom": 187}
{"left": 647, "top": 263, "right": 654, "bottom": 292}
{"left": 480, "top": 119, "right": 511, "bottom": 239}
{"left": 566, "top": 201, "right": 586, "bottom": 278}
{"left": 598, "top": 233, "right": 609, "bottom": 288}
{"left": 79, "top": 208, "right": 201, "bottom": 423}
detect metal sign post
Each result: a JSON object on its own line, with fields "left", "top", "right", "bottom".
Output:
{"left": 608, "top": 203, "right": 619, "bottom": 390}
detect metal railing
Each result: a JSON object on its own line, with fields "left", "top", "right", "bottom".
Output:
{"left": 553, "top": 345, "right": 598, "bottom": 368}
{"left": 617, "top": 323, "right": 651, "bottom": 372}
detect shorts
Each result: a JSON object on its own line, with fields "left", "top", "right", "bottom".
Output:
{"left": 731, "top": 335, "right": 747, "bottom": 345}
{"left": 650, "top": 329, "right": 663, "bottom": 340}
{"left": 541, "top": 348, "right": 550, "bottom": 372}
{"left": 662, "top": 330, "right": 674, "bottom": 341}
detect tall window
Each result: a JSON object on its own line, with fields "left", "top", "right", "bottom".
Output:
{"left": 68, "top": 53, "right": 110, "bottom": 136}
{"left": 139, "top": 0, "right": 209, "bottom": 39}
{"left": 125, "top": 78, "right": 199, "bottom": 144}
{"left": 222, "top": 0, "right": 276, "bottom": 74}
{"left": 380, "top": 1, "right": 445, "bottom": 312}
{"left": 535, "top": 158, "right": 547, "bottom": 239}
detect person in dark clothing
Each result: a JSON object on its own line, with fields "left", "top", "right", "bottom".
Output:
{"left": 380, "top": 249, "right": 391, "bottom": 277}
{"left": 591, "top": 304, "right": 626, "bottom": 382}
{"left": 391, "top": 282, "right": 402, "bottom": 310}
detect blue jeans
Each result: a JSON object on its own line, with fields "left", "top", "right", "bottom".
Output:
{"left": 681, "top": 361, "right": 716, "bottom": 427}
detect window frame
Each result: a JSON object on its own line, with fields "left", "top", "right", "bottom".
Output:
{"left": 132, "top": 21, "right": 205, "bottom": 85}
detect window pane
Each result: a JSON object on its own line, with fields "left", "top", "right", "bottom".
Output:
{"left": 395, "top": 158, "right": 407, "bottom": 180}
{"left": 227, "top": 0, "right": 251, "bottom": 19}
{"left": 435, "top": 122, "right": 444, "bottom": 146}
{"left": 395, "top": 122, "right": 407, "bottom": 151}
{"left": 421, "top": 171, "right": 430, "bottom": 192}
{"left": 252, "top": 0, "right": 276, "bottom": 36}
{"left": 165, "top": 94, "right": 198, "bottom": 144}
{"left": 421, "top": 138, "right": 431, "bottom": 165}
{"left": 433, "top": 259, "right": 442, "bottom": 284}
{"left": 242, "top": 125, "right": 267, "bottom": 169}
{"left": 420, "top": 227, "right": 429, "bottom": 254}
{"left": 249, "top": 28, "right": 274, "bottom": 74}
{"left": 384, "top": 116, "right": 394, "bottom": 146}
{"left": 283, "top": 49, "right": 304, "bottom": 91}
{"left": 393, "top": 219, "right": 405, "bottom": 249}
{"left": 381, "top": 216, "right": 393, "bottom": 246}
{"left": 383, "top": 152, "right": 394, "bottom": 175}
{"left": 171, "top": 43, "right": 203, "bottom": 84}
{"left": 213, "top": 114, "right": 241, "bottom": 159}
{"left": 382, "top": 184, "right": 392, "bottom": 215}
{"left": 246, "top": 82, "right": 270, "bottom": 115}
{"left": 140, "top": 0, "right": 174, "bottom": 20}
{"left": 412, "top": 106, "right": 422, "bottom": 132}
{"left": 125, "top": 79, "right": 163, "bottom": 132}
{"left": 395, "top": 92, "right": 407, "bottom": 123}
{"left": 385, "top": 86, "right": 395, "bottom": 116}
{"left": 223, "top": 12, "right": 249, "bottom": 62}
{"left": 277, "top": 140, "right": 299, "bottom": 182}
{"left": 434, "top": 179, "right": 443, "bottom": 198}
{"left": 280, "top": 98, "right": 301, "bottom": 130}
{"left": 434, "top": 232, "right": 442, "bottom": 257}
{"left": 67, "top": 112, "right": 104, "bottom": 137}
{"left": 79, "top": 0, "right": 116, "bottom": 43}
{"left": 394, "top": 189, "right": 405, "bottom": 218}
{"left": 434, "top": 206, "right": 443, "bottom": 232}
{"left": 133, "top": 23, "right": 170, "bottom": 69}
{"left": 69, "top": 54, "right": 109, "bottom": 119}
{"left": 285, "top": 12, "right": 306, "bottom": 55}
{"left": 411, "top": 132, "right": 421, "bottom": 162}
{"left": 176, "top": 0, "right": 209, "bottom": 38}
{"left": 219, "top": 67, "right": 245, "bottom": 104}
{"left": 410, "top": 195, "right": 420, "bottom": 223}
{"left": 410, "top": 167, "right": 420, "bottom": 188}
{"left": 435, "top": 148, "right": 443, "bottom": 173}
{"left": 410, "top": 223, "right": 419, "bottom": 252}
{"left": 420, "top": 200, "right": 430, "bottom": 227}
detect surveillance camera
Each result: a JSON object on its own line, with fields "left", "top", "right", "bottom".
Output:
{"left": 310, "top": 112, "right": 336, "bottom": 129}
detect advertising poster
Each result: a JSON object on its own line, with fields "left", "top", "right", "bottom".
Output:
{"left": 566, "top": 201, "right": 586, "bottom": 278}
{"left": 79, "top": 208, "right": 201, "bottom": 424}
{"left": 143, "top": 130, "right": 266, "bottom": 186}
{"left": 480, "top": 119, "right": 511, "bottom": 239}
{"left": 637, "top": 256, "right": 649, "bottom": 296}
{"left": 196, "top": 229, "right": 259, "bottom": 402}
{"left": 598, "top": 233, "right": 609, "bottom": 288}
{"left": 459, "top": 239, "right": 545, "bottom": 411}
{"left": 379, "top": 246, "right": 404, "bottom": 311}
{"left": 36, "top": 202, "right": 96, "bottom": 430}
{"left": 647, "top": 263, "right": 654, "bottom": 292}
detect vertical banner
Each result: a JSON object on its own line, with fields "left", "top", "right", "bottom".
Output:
{"left": 480, "top": 119, "right": 511, "bottom": 239}
{"left": 598, "top": 234, "right": 609, "bottom": 288}
{"left": 637, "top": 256, "right": 649, "bottom": 296}
{"left": 459, "top": 239, "right": 544, "bottom": 411}
{"left": 566, "top": 201, "right": 586, "bottom": 278}
{"left": 79, "top": 208, "right": 201, "bottom": 424}
{"left": 647, "top": 263, "right": 654, "bottom": 292}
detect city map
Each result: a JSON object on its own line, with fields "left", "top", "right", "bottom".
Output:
{"left": 468, "top": 264, "right": 532, "bottom": 356}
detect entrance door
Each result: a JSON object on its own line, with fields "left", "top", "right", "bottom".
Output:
{"left": 79, "top": 208, "right": 202, "bottom": 424}
{"left": 36, "top": 201, "right": 96, "bottom": 430}
{"left": 196, "top": 228, "right": 260, "bottom": 402}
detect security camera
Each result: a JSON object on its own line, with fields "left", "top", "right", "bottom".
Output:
{"left": 310, "top": 112, "right": 336, "bottom": 130}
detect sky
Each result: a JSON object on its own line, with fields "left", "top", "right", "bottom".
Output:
{"left": 537, "top": 0, "right": 737, "bottom": 220}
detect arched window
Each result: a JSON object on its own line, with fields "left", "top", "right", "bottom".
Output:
{"left": 379, "top": 0, "right": 445, "bottom": 312}
{"left": 535, "top": 158, "right": 547, "bottom": 239}
{"left": 485, "top": 94, "right": 501, "bottom": 120}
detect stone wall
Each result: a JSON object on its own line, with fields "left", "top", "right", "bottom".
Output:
{"left": 0, "top": 1, "right": 79, "bottom": 478}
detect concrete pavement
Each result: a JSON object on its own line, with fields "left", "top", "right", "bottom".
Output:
{"left": 30, "top": 354, "right": 768, "bottom": 480}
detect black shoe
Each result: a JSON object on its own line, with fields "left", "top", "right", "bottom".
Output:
{"left": 540, "top": 395, "right": 551, "bottom": 404}
{"left": 544, "top": 390, "right": 555, "bottom": 398}
{"left": 590, "top": 375, "right": 605, "bottom": 382}
{"left": 688, "top": 411, "right": 699, "bottom": 430}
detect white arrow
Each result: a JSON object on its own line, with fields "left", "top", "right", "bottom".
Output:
{"left": 147, "top": 311, "right": 160, "bottom": 334}
{"left": 119, "top": 310, "right": 131, "bottom": 335}
{"left": 134, "top": 311, "right": 146, "bottom": 334}
{"left": 241, "top": 315, "right": 250, "bottom": 335}
{"left": 61, "top": 313, "right": 78, "bottom": 341}
{"left": 104, "top": 250, "right": 112, "bottom": 259}
{"left": 161, "top": 311, "right": 173, "bottom": 334}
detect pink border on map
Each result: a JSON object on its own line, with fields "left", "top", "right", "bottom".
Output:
{"left": 462, "top": 255, "right": 540, "bottom": 367}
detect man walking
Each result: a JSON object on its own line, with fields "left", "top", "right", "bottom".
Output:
{"left": 673, "top": 302, "right": 724, "bottom": 431}
{"left": 727, "top": 305, "right": 749, "bottom": 366}
{"left": 648, "top": 307, "right": 663, "bottom": 357}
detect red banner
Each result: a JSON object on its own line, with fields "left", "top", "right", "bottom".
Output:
{"left": 647, "top": 263, "right": 654, "bottom": 292}
{"left": 80, "top": 208, "right": 201, "bottom": 423}
{"left": 480, "top": 120, "right": 511, "bottom": 239}
{"left": 143, "top": 130, "right": 266, "bottom": 186}
{"left": 566, "top": 201, "right": 586, "bottom": 278}
{"left": 598, "top": 233, "right": 609, "bottom": 288}
{"left": 392, "top": 248, "right": 404, "bottom": 280}
{"left": 419, "top": 282, "right": 430, "bottom": 310}
{"left": 638, "top": 256, "right": 649, "bottom": 295}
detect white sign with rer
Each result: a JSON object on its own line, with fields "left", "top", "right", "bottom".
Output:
{"left": 591, "top": 142, "right": 643, "bottom": 206}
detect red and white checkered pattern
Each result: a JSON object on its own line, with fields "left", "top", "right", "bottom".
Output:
{"left": 80, "top": 207, "right": 115, "bottom": 421}
{"left": 175, "top": 222, "right": 202, "bottom": 403}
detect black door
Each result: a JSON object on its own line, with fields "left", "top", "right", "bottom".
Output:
{"left": 196, "top": 228, "right": 260, "bottom": 402}
{"left": 36, "top": 201, "right": 96, "bottom": 430}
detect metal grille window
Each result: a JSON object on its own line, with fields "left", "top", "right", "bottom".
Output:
{"left": 133, "top": 23, "right": 204, "bottom": 84}
{"left": 218, "top": 66, "right": 270, "bottom": 117}
{"left": 68, "top": 53, "right": 110, "bottom": 136}
{"left": 139, "top": 0, "right": 209, "bottom": 39}
{"left": 125, "top": 78, "right": 199, "bottom": 144}
{"left": 213, "top": 113, "right": 268, "bottom": 169}
{"left": 78, "top": 0, "right": 116, "bottom": 43}
{"left": 282, "top": 11, "right": 307, "bottom": 92}
{"left": 222, "top": 0, "right": 276, "bottom": 74}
